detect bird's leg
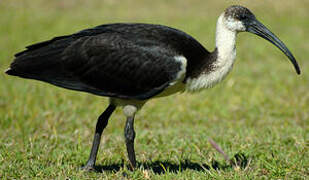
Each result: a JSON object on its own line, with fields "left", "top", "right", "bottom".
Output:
{"left": 123, "top": 105, "right": 137, "bottom": 170}
{"left": 82, "top": 104, "right": 116, "bottom": 171}
{"left": 124, "top": 116, "right": 136, "bottom": 170}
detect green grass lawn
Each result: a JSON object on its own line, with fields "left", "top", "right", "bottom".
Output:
{"left": 0, "top": 0, "right": 308, "bottom": 179}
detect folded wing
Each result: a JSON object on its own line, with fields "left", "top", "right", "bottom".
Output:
{"left": 7, "top": 33, "right": 185, "bottom": 100}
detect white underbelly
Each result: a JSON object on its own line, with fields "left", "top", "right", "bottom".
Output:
{"left": 155, "top": 81, "right": 186, "bottom": 98}
{"left": 110, "top": 81, "right": 185, "bottom": 109}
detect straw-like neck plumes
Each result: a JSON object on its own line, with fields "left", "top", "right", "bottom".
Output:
{"left": 186, "top": 14, "right": 238, "bottom": 92}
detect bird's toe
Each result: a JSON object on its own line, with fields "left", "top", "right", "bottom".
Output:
{"left": 80, "top": 165, "right": 101, "bottom": 172}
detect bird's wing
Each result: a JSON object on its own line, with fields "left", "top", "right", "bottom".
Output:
{"left": 59, "top": 33, "right": 186, "bottom": 100}
{"left": 7, "top": 25, "right": 190, "bottom": 100}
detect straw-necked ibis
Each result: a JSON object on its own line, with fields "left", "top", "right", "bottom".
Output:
{"left": 6, "top": 5, "right": 301, "bottom": 171}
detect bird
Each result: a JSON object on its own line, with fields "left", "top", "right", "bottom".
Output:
{"left": 5, "top": 5, "right": 301, "bottom": 171}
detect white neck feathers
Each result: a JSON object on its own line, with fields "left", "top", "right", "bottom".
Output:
{"left": 186, "top": 13, "right": 238, "bottom": 92}
{"left": 215, "top": 14, "right": 237, "bottom": 66}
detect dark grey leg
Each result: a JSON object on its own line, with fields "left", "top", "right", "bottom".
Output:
{"left": 82, "top": 104, "right": 116, "bottom": 171}
{"left": 124, "top": 116, "right": 136, "bottom": 170}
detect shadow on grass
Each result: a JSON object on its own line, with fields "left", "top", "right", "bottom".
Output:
{"left": 90, "top": 153, "right": 249, "bottom": 174}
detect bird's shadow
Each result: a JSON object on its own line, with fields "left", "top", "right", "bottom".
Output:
{"left": 89, "top": 153, "right": 249, "bottom": 174}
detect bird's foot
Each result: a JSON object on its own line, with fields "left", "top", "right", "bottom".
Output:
{"left": 127, "top": 161, "right": 137, "bottom": 171}
{"left": 81, "top": 164, "right": 101, "bottom": 172}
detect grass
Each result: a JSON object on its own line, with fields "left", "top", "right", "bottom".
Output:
{"left": 0, "top": 0, "right": 308, "bottom": 179}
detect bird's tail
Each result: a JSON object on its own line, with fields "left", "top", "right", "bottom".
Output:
{"left": 5, "top": 50, "right": 63, "bottom": 81}
{"left": 5, "top": 36, "right": 72, "bottom": 81}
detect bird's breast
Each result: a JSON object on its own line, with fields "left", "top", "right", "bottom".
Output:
{"left": 185, "top": 51, "right": 236, "bottom": 92}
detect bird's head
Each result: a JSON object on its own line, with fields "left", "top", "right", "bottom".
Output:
{"left": 222, "top": 5, "right": 301, "bottom": 75}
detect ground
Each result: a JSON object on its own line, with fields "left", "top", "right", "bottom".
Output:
{"left": 0, "top": 0, "right": 308, "bottom": 179}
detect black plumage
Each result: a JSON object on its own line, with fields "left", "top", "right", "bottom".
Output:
{"left": 6, "top": 5, "right": 301, "bottom": 171}
{"left": 7, "top": 23, "right": 210, "bottom": 99}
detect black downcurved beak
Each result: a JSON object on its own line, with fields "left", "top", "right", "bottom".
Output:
{"left": 246, "top": 19, "right": 301, "bottom": 75}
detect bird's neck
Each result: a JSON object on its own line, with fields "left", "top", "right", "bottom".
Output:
{"left": 215, "top": 14, "right": 237, "bottom": 66}
{"left": 186, "top": 14, "right": 237, "bottom": 92}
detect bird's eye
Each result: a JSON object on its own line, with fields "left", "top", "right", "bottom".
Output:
{"left": 238, "top": 14, "right": 247, "bottom": 20}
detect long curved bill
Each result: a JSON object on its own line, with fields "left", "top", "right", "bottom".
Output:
{"left": 247, "top": 19, "right": 301, "bottom": 75}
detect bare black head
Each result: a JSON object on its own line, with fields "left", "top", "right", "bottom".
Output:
{"left": 225, "top": 5, "right": 256, "bottom": 23}
{"left": 223, "top": 5, "right": 301, "bottom": 75}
